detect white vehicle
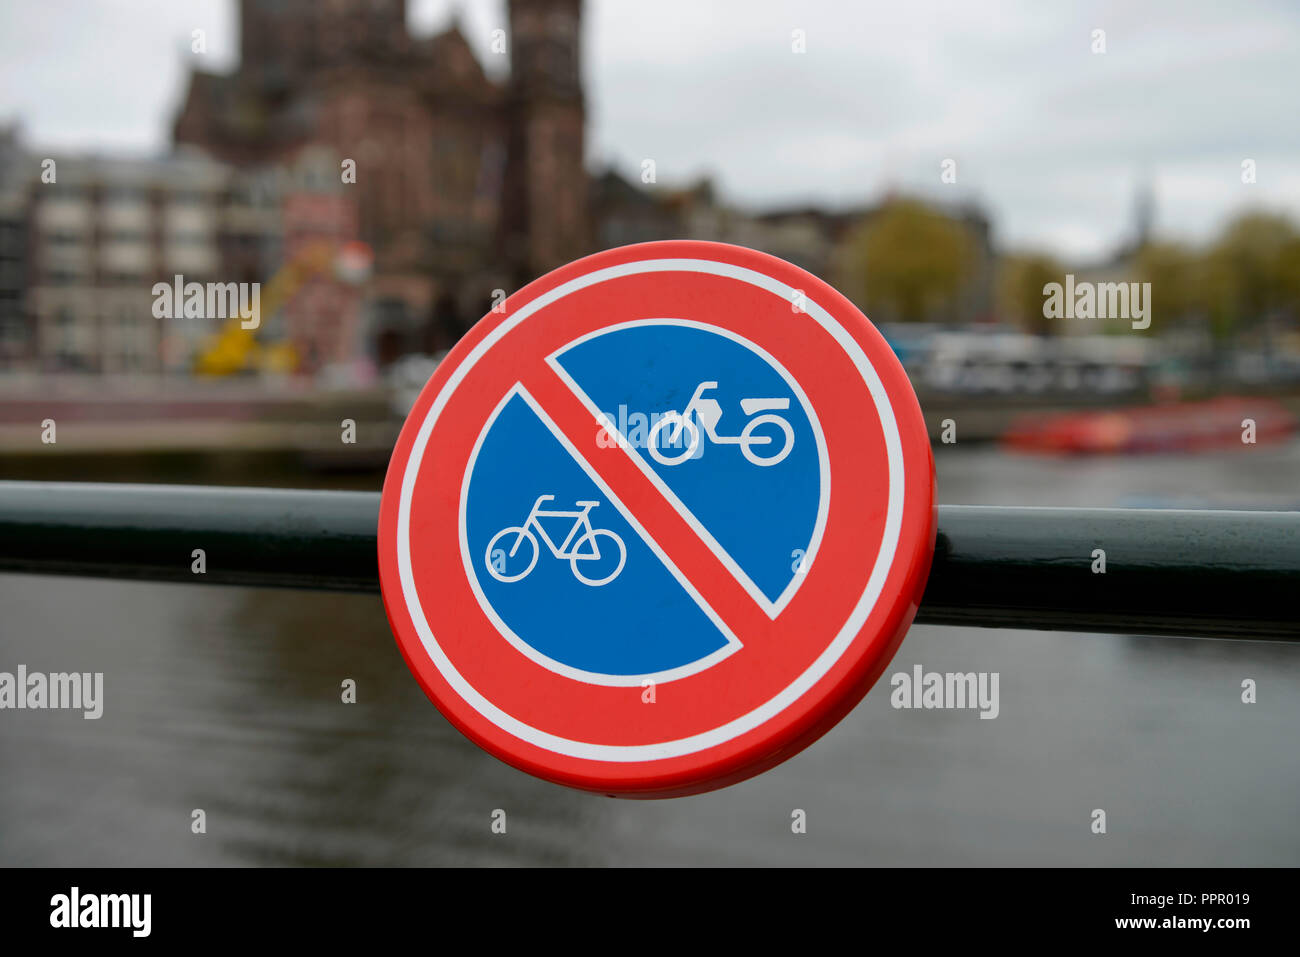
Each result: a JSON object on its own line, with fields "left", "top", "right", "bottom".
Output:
{"left": 485, "top": 495, "right": 626, "bottom": 587}
{"left": 922, "top": 332, "right": 1151, "bottom": 395}
{"left": 647, "top": 381, "right": 794, "bottom": 466}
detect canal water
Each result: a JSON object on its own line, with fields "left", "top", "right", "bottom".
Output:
{"left": 2, "top": 442, "right": 1298, "bottom": 865}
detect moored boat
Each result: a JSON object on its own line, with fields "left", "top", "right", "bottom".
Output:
{"left": 1002, "top": 396, "right": 1297, "bottom": 454}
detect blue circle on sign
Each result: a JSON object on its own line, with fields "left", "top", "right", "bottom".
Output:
{"left": 462, "top": 319, "right": 827, "bottom": 686}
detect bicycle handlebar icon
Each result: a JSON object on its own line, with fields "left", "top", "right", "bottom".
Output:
{"left": 648, "top": 381, "right": 794, "bottom": 466}
{"left": 485, "top": 495, "right": 627, "bottom": 586}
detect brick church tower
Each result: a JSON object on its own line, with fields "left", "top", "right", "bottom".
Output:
{"left": 173, "top": 0, "right": 591, "bottom": 357}
{"left": 501, "top": 0, "right": 590, "bottom": 285}
{"left": 236, "top": 0, "right": 412, "bottom": 86}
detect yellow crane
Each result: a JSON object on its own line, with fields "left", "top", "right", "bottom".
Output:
{"left": 193, "top": 241, "right": 339, "bottom": 377}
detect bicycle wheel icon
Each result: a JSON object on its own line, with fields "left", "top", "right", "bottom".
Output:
{"left": 569, "top": 529, "right": 626, "bottom": 586}
{"left": 485, "top": 527, "right": 540, "bottom": 583}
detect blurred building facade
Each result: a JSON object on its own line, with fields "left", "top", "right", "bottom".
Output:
{"left": 173, "top": 0, "right": 588, "bottom": 354}
{"left": 0, "top": 137, "right": 257, "bottom": 374}
{"left": 0, "top": 127, "right": 26, "bottom": 366}
{"left": 277, "top": 149, "right": 365, "bottom": 374}
{"left": 0, "top": 0, "right": 1009, "bottom": 380}
{"left": 0, "top": 128, "right": 384, "bottom": 376}
{"left": 593, "top": 169, "right": 996, "bottom": 326}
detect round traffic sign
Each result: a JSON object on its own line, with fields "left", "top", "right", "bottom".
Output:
{"left": 378, "top": 240, "right": 936, "bottom": 797}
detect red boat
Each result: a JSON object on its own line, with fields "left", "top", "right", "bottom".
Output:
{"left": 1002, "top": 396, "right": 1297, "bottom": 454}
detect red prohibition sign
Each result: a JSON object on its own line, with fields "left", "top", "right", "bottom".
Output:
{"left": 378, "top": 240, "right": 937, "bottom": 797}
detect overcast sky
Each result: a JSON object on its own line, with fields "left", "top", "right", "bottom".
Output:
{"left": 1, "top": 0, "right": 1297, "bottom": 262}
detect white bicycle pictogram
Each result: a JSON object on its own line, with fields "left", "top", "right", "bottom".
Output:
{"left": 485, "top": 495, "right": 627, "bottom": 586}
{"left": 647, "top": 380, "right": 794, "bottom": 467}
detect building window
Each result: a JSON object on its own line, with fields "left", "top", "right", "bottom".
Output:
{"left": 105, "top": 186, "right": 148, "bottom": 203}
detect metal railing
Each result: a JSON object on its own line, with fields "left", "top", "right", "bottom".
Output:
{"left": 0, "top": 481, "right": 1297, "bottom": 641}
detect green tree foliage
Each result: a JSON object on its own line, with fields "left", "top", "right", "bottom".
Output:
{"left": 1201, "top": 212, "right": 1298, "bottom": 340}
{"left": 1129, "top": 213, "right": 1299, "bottom": 341}
{"left": 997, "top": 252, "right": 1064, "bottom": 335}
{"left": 1134, "top": 241, "right": 1201, "bottom": 331}
{"left": 839, "top": 198, "right": 975, "bottom": 322}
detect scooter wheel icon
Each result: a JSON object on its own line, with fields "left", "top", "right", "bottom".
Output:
{"left": 647, "top": 412, "right": 702, "bottom": 466}
{"left": 739, "top": 413, "right": 794, "bottom": 466}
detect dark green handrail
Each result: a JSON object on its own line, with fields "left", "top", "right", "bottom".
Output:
{"left": 0, "top": 481, "right": 1296, "bottom": 641}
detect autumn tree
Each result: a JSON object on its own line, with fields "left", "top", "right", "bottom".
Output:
{"left": 1134, "top": 241, "right": 1200, "bottom": 328}
{"left": 1201, "top": 211, "right": 1299, "bottom": 340}
{"left": 996, "top": 252, "right": 1063, "bottom": 335}
{"left": 838, "top": 198, "right": 975, "bottom": 323}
